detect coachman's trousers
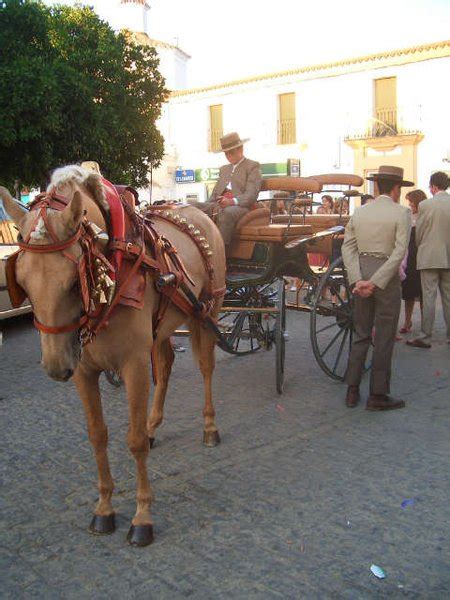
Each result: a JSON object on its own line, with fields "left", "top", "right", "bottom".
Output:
{"left": 189, "top": 201, "right": 248, "bottom": 246}
{"left": 345, "top": 256, "right": 401, "bottom": 395}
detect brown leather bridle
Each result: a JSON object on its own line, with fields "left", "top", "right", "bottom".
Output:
{"left": 14, "top": 192, "right": 112, "bottom": 337}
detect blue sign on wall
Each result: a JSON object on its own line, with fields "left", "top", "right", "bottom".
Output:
{"left": 175, "top": 169, "right": 195, "bottom": 183}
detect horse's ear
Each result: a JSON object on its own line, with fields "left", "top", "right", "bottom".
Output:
{"left": 0, "top": 186, "right": 27, "bottom": 226}
{"left": 62, "top": 191, "right": 84, "bottom": 233}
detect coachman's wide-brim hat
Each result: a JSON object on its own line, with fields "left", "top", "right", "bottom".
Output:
{"left": 366, "top": 165, "right": 414, "bottom": 187}
{"left": 215, "top": 132, "right": 249, "bottom": 153}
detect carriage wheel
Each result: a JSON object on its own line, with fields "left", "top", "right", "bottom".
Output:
{"left": 217, "top": 285, "right": 264, "bottom": 355}
{"left": 217, "top": 309, "right": 264, "bottom": 354}
{"left": 310, "top": 257, "right": 354, "bottom": 381}
{"left": 275, "top": 278, "right": 286, "bottom": 394}
{"left": 105, "top": 370, "right": 123, "bottom": 387}
{"left": 218, "top": 283, "right": 281, "bottom": 355}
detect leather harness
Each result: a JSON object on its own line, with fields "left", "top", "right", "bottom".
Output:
{"left": 7, "top": 186, "right": 225, "bottom": 347}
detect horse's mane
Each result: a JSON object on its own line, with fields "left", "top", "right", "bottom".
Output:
{"left": 48, "top": 165, "right": 109, "bottom": 213}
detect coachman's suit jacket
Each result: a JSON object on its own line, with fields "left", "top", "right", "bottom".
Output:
{"left": 209, "top": 158, "right": 262, "bottom": 208}
{"left": 416, "top": 191, "right": 450, "bottom": 270}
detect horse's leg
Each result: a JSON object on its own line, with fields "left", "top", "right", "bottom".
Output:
{"left": 147, "top": 337, "right": 175, "bottom": 448}
{"left": 73, "top": 365, "right": 115, "bottom": 534}
{"left": 121, "top": 358, "right": 154, "bottom": 546}
{"left": 191, "top": 323, "right": 220, "bottom": 447}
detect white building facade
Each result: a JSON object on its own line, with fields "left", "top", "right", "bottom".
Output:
{"left": 154, "top": 40, "right": 450, "bottom": 205}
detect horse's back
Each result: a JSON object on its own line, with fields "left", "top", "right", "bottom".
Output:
{"left": 149, "top": 205, "right": 226, "bottom": 292}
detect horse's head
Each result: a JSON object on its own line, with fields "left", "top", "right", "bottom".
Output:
{"left": 1, "top": 166, "right": 107, "bottom": 381}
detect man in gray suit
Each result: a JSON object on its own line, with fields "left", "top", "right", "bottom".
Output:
{"left": 342, "top": 166, "right": 412, "bottom": 411}
{"left": 191, "top": 132, "right": 262, "bottom": 253}
{"left": 407, "top": 171, "right": 450, "bottom": 348}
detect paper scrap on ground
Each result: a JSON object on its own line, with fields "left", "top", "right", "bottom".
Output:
{"left": 370, "top": 564, "right": 386, "bottom": 579}
{"left": 401, "top": 498, "right": 415, "bottom": 509}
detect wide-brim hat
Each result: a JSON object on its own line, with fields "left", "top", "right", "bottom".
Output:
{"left": 366, "top": 165, "right": 414, "bottom": 187}
{"left": 215, "top": 132, "right": 249, "bottom": 153}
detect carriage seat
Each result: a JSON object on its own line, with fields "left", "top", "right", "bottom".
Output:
{"left": 229, "top": 208, "right": 313, "bottom": 259}
{"left": 234, "top": 208, "right": 312, "bottom": 242}
{"left": 302, "top": 214, "right": 349, "bottom": 235}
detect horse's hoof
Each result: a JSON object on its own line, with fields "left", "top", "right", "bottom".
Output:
{"left": 149, "top": 437, "right": 155, "bottom": 449}
{"left": 127, "top": 524, "right": 154, "bottom": 547}
{"left": 89, "top": 513, "right": 116, "bottom": 535}
{"left": 203, "top": 430, "right": 221, "bottom": 447}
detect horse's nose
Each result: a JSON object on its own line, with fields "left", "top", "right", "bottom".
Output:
{"left": 61, "top": 368, "right": 74, "bottom": 381}
{"left": 46, "top": 366, "right": 74, "bottom": 381}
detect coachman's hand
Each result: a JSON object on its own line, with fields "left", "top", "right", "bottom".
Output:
{"left": 217, "top": 196, "right": 235, "bottom": 208}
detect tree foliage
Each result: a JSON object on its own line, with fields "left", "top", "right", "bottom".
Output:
{"left": 0, "top": 0, "right": 167, "bottom": 188}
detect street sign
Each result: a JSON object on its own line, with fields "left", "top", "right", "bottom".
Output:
{"left": 175, "top": 169, "right": 195, "bottom": 183}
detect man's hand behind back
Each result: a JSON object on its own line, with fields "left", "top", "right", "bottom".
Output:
{"left": 354, "top": 280, "right": 376, "bottom": 298}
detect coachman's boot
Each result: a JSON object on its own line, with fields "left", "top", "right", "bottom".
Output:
{"left": 345, "top": 385, "right": 360, "bottom": 408}
{"left": 366, "top": 394, "right": 405, "bottom": 411}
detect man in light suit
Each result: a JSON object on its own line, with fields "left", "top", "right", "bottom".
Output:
{"left": 342, "top": 166, "right": 412, "bottom": 411}
{"left": 407, "top": 171, "right": 450, "bottom": 348}
{"left": 191, "top": 132, "right": 262, "bottom": 253}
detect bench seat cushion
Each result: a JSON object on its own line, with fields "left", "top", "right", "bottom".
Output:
{"left": 236, "top": 223, "right": 312, "bottom": 242}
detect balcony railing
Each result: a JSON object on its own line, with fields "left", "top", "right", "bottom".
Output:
{"left": 277, "top": 119, "right": 296, "bottom": 145}
{"left": 372, "top": 108, "right": 398, "bottom": 136}
{"left": 344, "top": 105, "right": 423, "bottom": 141}
{"left": 209, "top": 129, "right": 223, "bottom": 152}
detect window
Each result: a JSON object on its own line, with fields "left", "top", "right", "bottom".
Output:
{"left": 373, "top": 77, "right": 397, "bottom": 136}
{"left": 209, "top": 104, "right": 223, "bottom": 152}
{"left": 278, "top": 93, "right": 296, "bottom": 144}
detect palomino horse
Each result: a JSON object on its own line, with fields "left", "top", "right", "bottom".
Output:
{"left": 1, "top": 166, "right": 226, "bottom": 546}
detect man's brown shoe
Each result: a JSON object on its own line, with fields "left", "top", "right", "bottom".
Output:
{"left": 406, "top": 338, "right": 431, "bottom": 349}
{"left": 366, "top": 395, "right": 405, "bottom": 411}
{"left": 345, "top": 385, "right": 360, "bottom": 408}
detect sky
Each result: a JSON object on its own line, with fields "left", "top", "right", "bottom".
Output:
{"left": 44, "top": 0, "right": 450, "bottom": 87}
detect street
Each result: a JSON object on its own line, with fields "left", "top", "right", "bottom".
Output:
{"left": 1, "top": 306, "right": 449, "bottom": 599}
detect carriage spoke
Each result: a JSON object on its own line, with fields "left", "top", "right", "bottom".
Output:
{"left": 319, "top": 325, "right": 345, "bottom": 359}
{"left": 332, "top": 327, "right": 349, "bottom": 374}
{"left": 316, "top": 320, "right": 339, "bottom": 335}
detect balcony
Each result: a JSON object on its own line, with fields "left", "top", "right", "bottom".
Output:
{"left": 277, "top": 119, "right": 296, "bottom": 145}
{"left": 209, "top": 129, "right": 223, "bottom": 152}
{"left": 344, "top": 105, "right": 423, "bottom": 143}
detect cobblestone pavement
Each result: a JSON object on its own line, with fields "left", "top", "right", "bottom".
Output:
{"left": 1, "top": 303, "right": 449, "bottom": 599}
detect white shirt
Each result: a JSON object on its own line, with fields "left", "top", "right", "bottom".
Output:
{"left": 227, "top": 157, "right": 246, "bottom": 204}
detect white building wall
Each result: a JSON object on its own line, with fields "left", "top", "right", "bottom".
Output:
{"left": 117, "top": 2, "right": 150, "bottom": 35}
{"left": 157, "top": 54, "right": 450, "bottom": 202}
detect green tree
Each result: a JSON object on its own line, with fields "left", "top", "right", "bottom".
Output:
{"left": 0, "top": 0, "right": 167, "bottom": 189}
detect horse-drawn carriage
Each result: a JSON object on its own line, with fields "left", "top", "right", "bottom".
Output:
{"left": 204, "top": 172, "right": 364, "bottom": 392}
{"left": 105, "top": 172, "right": 364, "bottom": 393}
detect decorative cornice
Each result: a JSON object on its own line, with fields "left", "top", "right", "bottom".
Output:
{"left": 120, "top": 0, "right": 149, "bottom": 5}
{"left": 131, "top": 31, "right": 191, "bottom": 59}
{"left": 345, "top": 133, "right": 425, "bottom": 151}
{"left": 171, "top": 40, "right": 450, "bottom": 98}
